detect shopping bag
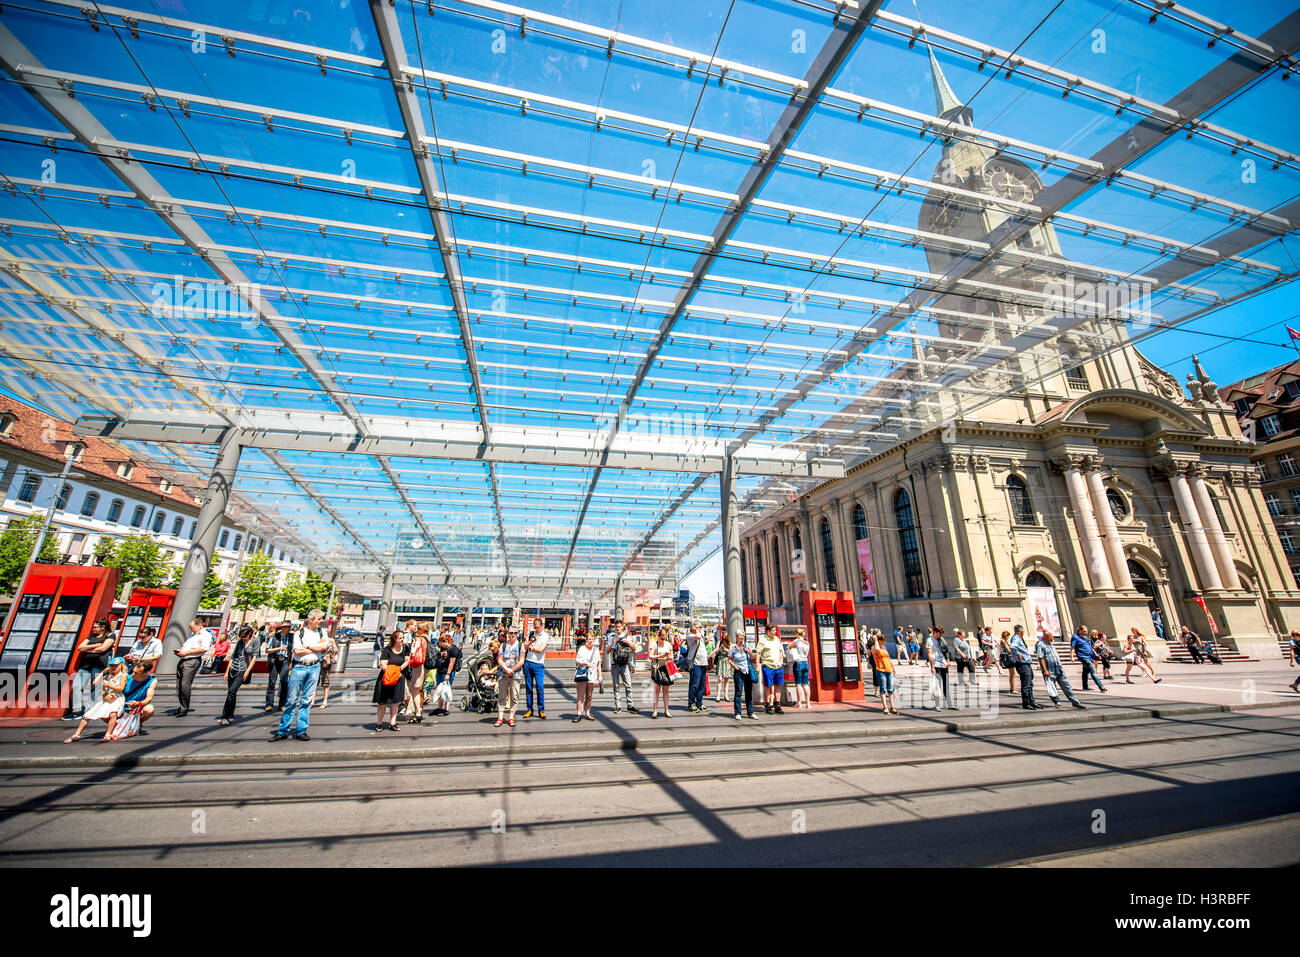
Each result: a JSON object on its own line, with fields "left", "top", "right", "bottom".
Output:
{"left": 1043, "top": 674, "right": 1059, "bottom": 700}
{"left": 107, "top": 707, "right": 141, "bottom": 741}
{"left": 432, "top": 680, "right": 453, "bottom": 708}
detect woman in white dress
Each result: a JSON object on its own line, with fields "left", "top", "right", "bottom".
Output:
{"left": 64, "top": 658, "right": 128, "bottom": 743}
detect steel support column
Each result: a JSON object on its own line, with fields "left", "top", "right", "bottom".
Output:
{"left": 380, "top": 571, "right": 394, "bottom": 637}
{"left": 721, "top": 450, "right": 744, "bottom": 642}
{"left": 164, "top": 429, "right": 243, "bottom": 677}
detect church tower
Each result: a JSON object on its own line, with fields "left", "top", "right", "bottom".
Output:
{"left": 916, "top": 46, "right": 1144, "bottom": 414}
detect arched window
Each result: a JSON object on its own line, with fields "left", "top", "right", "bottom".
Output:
{"left": 740, "top": 547, "right": 749, "bottom": 605}
{"left": 771, "top": 537, "right": 783, "bottom": 607}
{"left": 1026, "top": 570, "right": 1052, "bottom": 588}
{"left": 80, "top": 492, "right": 99, "bottom": 518}
{"left": 170, "top": 516, "right": 183, "bottom": 537}
{"left": 852, "top": 504, "right": 868, "bottom": 542}
{"left": 188, "top": 521, "right": 197, "bottom": 540}
{"left": 151, "top": 511, "right": 165, "bottom": 534}
{"left": 792, "top": 528, "right": 801, "bottom": 551}
{"left": 107, "top": 499, "right": 123, "bottom": 523}
{"left": 219, "top": 530, "right": 229, "bottom": 549}
{"left": 753, "top": 543, "right": 766, "bottom": 605}
{"left": 1106, "top": 488, "right": 1129, "bottom": 522}
{"left": 129, "top": 506, "right": 145, "bottom": 528}
{"left": 1007, "top": 475, "right": 1035, "bottom": 525}
{"left": 232, "top": 534, "right": 242, "bottom": 551}
{"left": 894, "top": 489, "right": 925, "bottom": 599}
{"left": 819, "top": 518, "right": 838, "bottom": 590}
{"left": 54, "top": 484, "right": 71, "bottom": 511}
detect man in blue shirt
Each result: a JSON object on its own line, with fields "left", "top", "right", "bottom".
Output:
{"left": 1008, "top": 625, "right": 1040, "bottom": 709}
{"left": 1035, "top": 632, "right": 1085, "bottom": 710}
{"left": 1070, "top": 626, "right": 1108, "bottom": 692}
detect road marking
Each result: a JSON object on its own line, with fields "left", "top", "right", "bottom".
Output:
{"left": 1141, "top": 682, "right": 1298, "bottom": 697}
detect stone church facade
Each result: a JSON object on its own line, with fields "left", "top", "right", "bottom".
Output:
{"left": 736, "top": 53, "right": 1297, "bottom": 660}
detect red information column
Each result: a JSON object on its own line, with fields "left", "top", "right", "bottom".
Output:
{"left": 802, "top": 590, "right": 864, "bottom": 703}
{"left": 0, "top": 564, "right": 120, "bottom": 718}
{"left": 114, "top": 587, "right": 177, "bottom": 658}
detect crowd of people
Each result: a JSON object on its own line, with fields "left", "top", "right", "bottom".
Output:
{"left": 55, "top": 609, "right": 1300, "bottom": 745}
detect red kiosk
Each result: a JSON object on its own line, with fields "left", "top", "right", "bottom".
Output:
{"left": 115, "top": 587, "right": 177, "bottom": 657}
{"left": 801, "top": 590, "right": 865, "bottom": 703}
{"left": 0, "top": 563, "right": 120, "bottom": 717}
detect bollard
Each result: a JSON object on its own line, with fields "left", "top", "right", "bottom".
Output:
{"left": 335, "top": 640, "right": 350, "bottom": 673}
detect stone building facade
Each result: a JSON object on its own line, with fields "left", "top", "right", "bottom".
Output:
{"left": 736, "top": 54, "right": 1297, "bottom": 660}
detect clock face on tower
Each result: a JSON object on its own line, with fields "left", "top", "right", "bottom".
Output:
{"left": 921, "top": 196, "right": 965, "bottom": 235}
{"left": 981, "top": 157, "right": 1039, "bottom": 203}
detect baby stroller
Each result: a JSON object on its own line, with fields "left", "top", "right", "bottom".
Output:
{"left": 459, "top": 652, "right": 499, "bottom": 714}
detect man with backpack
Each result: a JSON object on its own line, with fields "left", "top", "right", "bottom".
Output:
{"left": 683, "top": 625, "right": 711, "bottom": 714}
{"left": 607, "top": 620, "right": 640, "bottom": 714}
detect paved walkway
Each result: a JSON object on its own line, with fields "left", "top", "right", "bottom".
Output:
{"left": 2, "top": 658, "right": 1296, "bottom": 768}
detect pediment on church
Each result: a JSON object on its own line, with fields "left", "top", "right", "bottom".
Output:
{"left": 1039, "top": 389, "right": 1211, "bottom": 438}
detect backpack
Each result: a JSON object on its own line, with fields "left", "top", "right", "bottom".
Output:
{"left": 612, "top": 639, "right": 632, "bottom": 667}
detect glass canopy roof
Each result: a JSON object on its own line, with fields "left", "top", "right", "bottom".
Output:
{"left": 0, "top": 0, "right": 1296, "bottom": 603}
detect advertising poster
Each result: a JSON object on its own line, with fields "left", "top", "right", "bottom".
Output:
{"left": 1027, "top": 586, "right": 1061, "bottom": 637}
{"left": 855, "top": 538, "right": 876, "bottom": 599}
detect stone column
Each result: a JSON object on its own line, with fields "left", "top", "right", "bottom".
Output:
{"left": 1085, "top": 465, "right": 1134, "bottom": 589}
{"left": 1190, "top": 469, "right": 1242, "bottom": 590}
{"left": 1059, "top": 456, "right": 1114, "bottom": 591}
{"left": 1168, "top": 464, "right": 1224, "bottom": 592}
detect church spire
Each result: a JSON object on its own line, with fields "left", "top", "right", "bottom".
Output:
{"left": 927, "top": 45, "right": 968, "bottom": 124}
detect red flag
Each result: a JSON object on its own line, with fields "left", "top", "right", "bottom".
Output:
{"left": 1288, "top": 326, "right": 1300, "bottom": 341}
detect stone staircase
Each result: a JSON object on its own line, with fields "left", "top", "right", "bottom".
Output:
{"left": 1163, "top": 640, "right": 1255, "bottom": 664}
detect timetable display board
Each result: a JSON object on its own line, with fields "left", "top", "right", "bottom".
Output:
{"left": 800, "top": 591, "right": 865, "bottom": 704}
{"left": 0, "top": 591, "right": 55, "bottom": 671}
{"left": 34, "top": 594, "right": 91, "bottom": 672}
{"left": 816, "top": 611, "right": 840, "bottom": 683}
{"left": 0, "top": 564, "right": 119, "bottom": 717}
{"left": 115, "top": 588, "right": 176, "bottom": 657}
{"left": 837, "top": 611, "right": 861, "bottom": 682}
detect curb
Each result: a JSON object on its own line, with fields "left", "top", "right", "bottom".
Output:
{"left": 0, "top": 699, "right": 1294, "bottom": 771}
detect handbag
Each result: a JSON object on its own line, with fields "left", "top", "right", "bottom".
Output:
{"left": 998, "top": 650, "right": 1013, "bottom": 669}
{"left": 409, "top": 637, "right": 426, "bottom": 667}
{"left": 575, "top": 665, "right": 589, "bottom": 681}
{"left": 748, "top": 663, "right": 759, "bottom": 684}
{"left": 666, "top": 660, "right": 679, "bottom": 677}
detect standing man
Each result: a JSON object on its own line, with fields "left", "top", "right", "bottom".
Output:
{"left": 271, "top": 609, "right": 329, "bottom": 741}
{"left": 608, "top": 619, "right": 640, "bottom": 715}
{"left": 1035, "top": 631, "right": 1084, "bottom": 710}
{"left": 170, "top": 619, "right": 213, "bottom": 717}
{"left": 1009, "top": 625, "right": 1040, "bottom": 709}
{"left": 928, "top": 626, "right": 955, "bottom": 710}
{"left": 685, "top": 625, "right": 711, "bottom": 714}
{"left": 756, "top": 626, "right": 786, "bottom": 714}
{"left": 264, "top": 621, "right": 292, "bottom": 713}
{"left": 1180, "top": 625, "right": 1205, "bottom": 663}
{"left": 522, "top": 620, "right": 549, "bottom": 719}
{"left": 1071, "top": 626, "right": 1108, "bottom": 692}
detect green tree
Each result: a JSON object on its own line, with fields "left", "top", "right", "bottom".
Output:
{"left": 0, "top": 515, "right": 62, "bottom": 595}
{"left": 169, "top": 563, "right": 228, "bottom": 610}
{"left": 232, "top": 550, "right": 277, "bottom": 613}
{"left": 95, "top": 534, "right": 170, "bottom": 600}
{"left": 274, "top": 571, "right": 307, "bottom": 616}
{"left": 303, "top": 571, "right": 335, "bottom": 616}
{"left": 92, "top": 536, "right": 118, "bottom": 567}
